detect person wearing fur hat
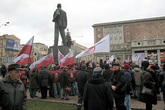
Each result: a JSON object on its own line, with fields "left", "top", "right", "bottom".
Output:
{"left": 0, "top": 63, "right": 27, "bottom": 110}
{"left": 83, "top": 67, "right": 114, "bottom": 110}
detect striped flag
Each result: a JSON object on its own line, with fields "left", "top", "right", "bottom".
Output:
{"left": 14, "top": 36, "right": 34, "bottom": 65}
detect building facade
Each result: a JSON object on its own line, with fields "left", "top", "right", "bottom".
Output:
{"left": 31, "top": 43, "right": 48, "bottom": 62}
{"left": 93, "top": 16, "right": 165, "bottom": 66}
{"left": 71, "top": 40, "right": 93, "bottom": 63}
{"left": 0, "top": 34, "right": 20, "bottom": 66}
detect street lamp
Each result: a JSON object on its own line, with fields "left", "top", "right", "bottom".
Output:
{"left": 0, "top": 22, "right": 10, "bottom": 28}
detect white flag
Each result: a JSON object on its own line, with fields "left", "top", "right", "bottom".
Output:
{"left": 29, "top": 51, "right": 54, "bottom": 70}
{"left": 58, "top": 49, "right": 64, "bottom": 66}
{"left": 76, "top": 35, "right": 110, "bottom": 58}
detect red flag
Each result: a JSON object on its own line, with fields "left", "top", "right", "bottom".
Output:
{"left": 29, "top": 51, "right": 54, "bottom": 70}
{"left": 14, "top": 36, "right": 34, "bottom": 65}
{"left": 58, "top": 49, "right": 64, "bottom": 65}
{"left": 124, "top": 57, "right": 131, "bottom": 63}
{"left": 60, "top": 51, "right": 74, "bottom": 67}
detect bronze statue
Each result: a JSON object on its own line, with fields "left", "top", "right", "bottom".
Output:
{"left": 52, "top": 3, "right": 67, "bottom": 47}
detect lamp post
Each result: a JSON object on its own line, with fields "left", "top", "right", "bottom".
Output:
{"left": 0, "top": 22, "right": 10, "bottom": 28}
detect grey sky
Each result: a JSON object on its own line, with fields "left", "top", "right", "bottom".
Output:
{"left": 0, "top": 0, "right": 165, "bottom": 48}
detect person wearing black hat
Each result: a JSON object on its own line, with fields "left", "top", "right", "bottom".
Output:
{"left": 110, "top": 62, "right": 127, "bottom": 110}
{"left": 141, "top": 65, "right": 158, "bottom": 110}
{"left": 0, "top": 63, "right": 27, "bottom": 110}
{"left": 141, "top": 57, "right": 149, "bottom": 71}
{"left": 76, "top": 64, "right": 91, "bottom": 110}
{"left": 83, "top": 67, "right": 114, "bottom": 110}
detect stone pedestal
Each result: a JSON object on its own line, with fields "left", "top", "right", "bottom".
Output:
{"left": 48, "top": 46, "right": 69, "bottom": 64}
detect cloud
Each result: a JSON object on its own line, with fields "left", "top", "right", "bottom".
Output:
{"left": 0, "top": 0, "right": 165, "bottom": 48}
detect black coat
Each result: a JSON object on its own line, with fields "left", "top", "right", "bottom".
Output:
{"left": 29, "top": 70, "right": 38, "bottom": 89}
{"left": 83, "top": 77, "right": 114, "bottom": 110}
{"left": 110, "top": 69, "right": 126, "bottom": 99}
{"left": 59, "top": 70, "right": 69, "bottom": 88}
{"left": 76, "top": 70, "right": 90, "bottom": 93}
{"left": 38, "top": 69, "right": 50, "bottom": 87}
{"left": 142, "top": 60, "right": 149, "bottom": 71}
{"left": 140, "top": 71, "right": 157, "bottom": 104}
{"left": 103, "top": 69, "right": 113, "bottom": 82}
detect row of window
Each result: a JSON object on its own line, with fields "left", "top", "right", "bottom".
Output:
{"left": 97, "top": 31, "right": 130, "bottom": 39}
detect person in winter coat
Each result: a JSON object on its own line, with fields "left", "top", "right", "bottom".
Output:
{"left": 59, "top": 66, "right": 70, "bottom": 100}
{"left": 29, "top": 67, "right": 38, "bottom": 99}
{"left": 76, "top": 64, "right": 91, "bottom": 110}
{"left": 0, "top": 63, "right": 27, "bottom": 110}
{"left": 1, "top": 64, "right": 7, "bottom": 78}
{"left": 159, "top": 64, "right": 165, "bottom": 103}
{"left": 123, "top": 64, "right": 132, "bottom": 110}
{"left": 141, "top": 57, "right": 149, "bottom": 71}
{"left": 38, "top": 66, "right": 51, "bottom": 99}
{"left": 103, "top": 64, "right": 113, "bottom": 82}
{"left": 83, "top": 67, "right": 114, "bottom": 110}
{"left": 99, "top": 59, "right": 105, "bottom": 69}
{"left": 110, "top": 62, "right": 126, "bottom": 110}
{"left": 132, "top": 65, "right": 143, "bottom": 100}
{"left": 140, "top": 66, "right": 158, "bottom": 110}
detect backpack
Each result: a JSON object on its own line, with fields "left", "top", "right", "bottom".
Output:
{"left": 124, "top": 70, "right": 132, "bottom": 92}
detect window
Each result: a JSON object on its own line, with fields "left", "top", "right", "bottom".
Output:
{"left": 97, "top": 28, "right": 100, "bottom": 31}
{"left": 119, "top": 37, "right": 122, "bottom": 43}
{"left": 115, "top": 38, "right": 117, "bottom": 44}
{"left": 97, "top": 34, "right": 101, "bottom": 38}
{"left": 126, "top": 25, "right": 129, "bottom": 28}
{"left": 114, "top": 33, "right": 117, "bottom": 36}
{"left": 110, "top": 37, "right": 113, "bottom": 44}
{"left": 163, "top": 40, "right": 165, "bottom": 44}
{"left": 119, "top": 32, "right": 122, "bottom": 36}
{"left": 138, "top": 42, "right": 141, "bottom": 45}
{"left": 126, "top": 38, "right": 130, "bottom": 42}
{"left": 126, "top": 31, "right": 130, "bottom": 35}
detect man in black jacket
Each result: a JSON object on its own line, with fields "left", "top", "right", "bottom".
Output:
{"left": 110, "top": 62, "right": 126, "bottom": 110}
{"left": 83, "top": 67, "right": 114, "bottom": 110}
{"left": 141, "top": 57, "right": 149, "bottom": 71}
{"left": 59, "top": 66, "right": 70, "bottom": 100}
{"left": 103, "top": 64, "right": 113, "bottom": 82}
{"left": 76, "top": 64, "right": 91, "bottom": 110}
{"left": 38, "top": 66, "right": 51, "bottom": 99}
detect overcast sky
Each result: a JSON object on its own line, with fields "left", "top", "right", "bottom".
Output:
{"left": 0, "top": 0, "right": 165, "bottom": 48}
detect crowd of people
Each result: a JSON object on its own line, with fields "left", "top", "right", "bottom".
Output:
{"left": 0, "top": 57, "right": 165, "bottom": 110}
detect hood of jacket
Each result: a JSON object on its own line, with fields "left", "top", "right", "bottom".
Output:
{"left": 134, "top": 67, "right": 141, "bottom": 72}
{"left": 88, "top": 77, "right": 106, "bottom": 85}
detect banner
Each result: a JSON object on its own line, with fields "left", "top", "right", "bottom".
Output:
{"left": 76, "top": 35, "right": 110, "bottom": 58}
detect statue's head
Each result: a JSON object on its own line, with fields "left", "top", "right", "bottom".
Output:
{"left": 57, "top": 3, "right": 61, "bottom": 8}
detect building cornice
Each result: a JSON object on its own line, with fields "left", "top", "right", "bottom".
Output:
{"left": 92, "top": 16, "right": 165, "bottom": 27}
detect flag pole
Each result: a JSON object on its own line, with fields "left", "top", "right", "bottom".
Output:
{"left": 108, "top": 34, "right": 110, "bottom": 60}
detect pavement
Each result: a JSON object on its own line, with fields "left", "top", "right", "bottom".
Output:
{"left": 0, "top": 76, "right": 164, "bottom": 110}
{"left": 26, "top": 89, "right": 165, "bottom": 110}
